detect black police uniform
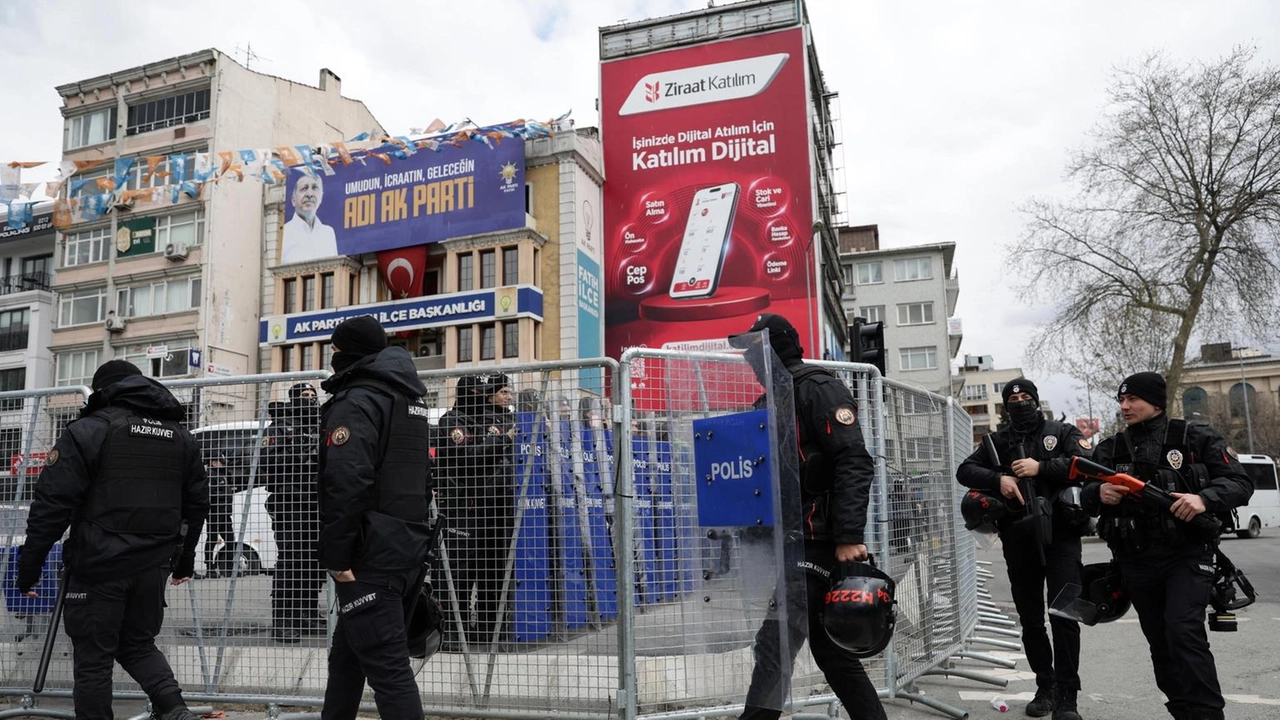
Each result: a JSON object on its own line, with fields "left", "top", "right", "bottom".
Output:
{"left": 317, "top": 346, "right": 434, "bottom": 720}
{"left": 260, "top": 391, "right": 324, "bottom": 641}
{"left": 1084, "top": 415, "right": 1252, "bottom": 720}
{"left": 202, "top": 449, "right": 238, "bottom": 576}
{"left": 434, "top": 377, "right": 517, "bottom": 647}
{"left": 736, "top": 318, "right": 887, "bottom": 720}
{"left": 957, "top": 415, "right": 1090, "bottom": 711}
{"left": 17, "top": 372, "right": 208, "bottom": 720}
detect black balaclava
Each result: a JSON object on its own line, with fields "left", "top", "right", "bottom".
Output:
{"left": 330, "top": 315, "right": 387, "bottom": 373}
{"left": 729, "top": 313, "right": 805, "bottom": 383}
{"left": 1002, "top": 377, "right": 1043, "bottom": 432}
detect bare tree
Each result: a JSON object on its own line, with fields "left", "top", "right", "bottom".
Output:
{"left": 1012, "top": 48, "right": 1280, "bottom": 393}
{"left": 1196, "top": 391, "right": 1280, "bottom": 458}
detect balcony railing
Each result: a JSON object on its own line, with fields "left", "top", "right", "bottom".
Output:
{"left": 0, "top": 273, "right": 52, "bottom": 295}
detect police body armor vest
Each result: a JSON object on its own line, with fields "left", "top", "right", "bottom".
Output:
{"left": 83, "top": 407, "right": 185, "bottom": 535}
{"left": 340, "top": 379, "right": 432, "bottom": 523}
{"left": 1102, "top": 419, "right": 1199, "bottom": 548}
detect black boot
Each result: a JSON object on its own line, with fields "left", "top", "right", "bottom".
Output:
{"left": 1185, "top": 709, "right": 1224, "bottom": 720}
{"left": 1053, "top": 688, "right": 1081, "bottom": 720}
{"left": 1026, "top": 685, "right": 1055, "bottom": 717}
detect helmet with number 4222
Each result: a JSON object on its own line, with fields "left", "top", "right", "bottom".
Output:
{"left": 823, "top": 559, "right": 896, "bottom": 658}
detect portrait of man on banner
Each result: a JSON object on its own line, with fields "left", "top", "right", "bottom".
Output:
{"left": 281, "top": 173, "right": 338, "bottom": 265}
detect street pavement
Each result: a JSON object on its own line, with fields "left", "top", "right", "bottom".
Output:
{"left": 7, "top": 534, "right": 1278, "bottom": 719}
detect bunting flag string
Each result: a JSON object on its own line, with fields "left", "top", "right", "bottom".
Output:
{"left": 0, "top": 113, "right": 567, "bottom": 231}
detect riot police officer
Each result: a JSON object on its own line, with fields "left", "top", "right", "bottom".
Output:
{"left": 729, "top": 314, "right": 887, "bottom": 720}
{"left": 318, "top": 316, "right": 434, "bottom": 720}
{"left": 1083, "top": 373, "right": 1252, "bottom": 720}
{"left": 16, "top": 360, "right": 209, "bottom": 720}
{"left": 261, "top": 382, "right": 324, "bottom": 643}
{"left": 434, "top": 373, "right": 517, "bottom": 648}
{"left": 957, "top": 378, "right": 1090, "bottom": 720}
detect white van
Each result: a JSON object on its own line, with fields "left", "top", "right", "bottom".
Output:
{"left": 1233, "top": 454, "right": 1280, "bottom": 539}
{"left": 190, "top": 421, "right": 277, "bottom": 574}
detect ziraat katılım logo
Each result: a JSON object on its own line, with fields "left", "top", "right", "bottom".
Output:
{"left": 645, "top": 81, "right": 661, "bottom": 103}
{"left": 619, "top": 53, "right": 789, "bottom": 116}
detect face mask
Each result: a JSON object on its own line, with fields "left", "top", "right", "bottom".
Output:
{"left": 330, "top": 350, "right": 363, "bottom": 374}
{"left": 1008, "top": 399, "right": 1041, "bottom": 429}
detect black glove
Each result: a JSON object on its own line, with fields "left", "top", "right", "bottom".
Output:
{"left": 172, "top": 553, "right": 196, "bottom": 581}
{"left": 15, "top": 558, "right": 41, "bottom": 595}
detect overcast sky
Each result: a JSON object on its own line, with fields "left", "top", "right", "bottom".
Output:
{"left": 2, "top": 0, "right": 1279, "bottom": 417}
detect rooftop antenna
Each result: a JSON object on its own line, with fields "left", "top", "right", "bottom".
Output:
{"left": 234, "top": 42, "right": 271, "bottom": 71}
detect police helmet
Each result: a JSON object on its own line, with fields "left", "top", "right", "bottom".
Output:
{"left": 960, "top": 489, "right": 1010, "bottom": 531}
{"left": 407, "top": 586, "right": 444, "bottom": 662}
{"left": 1054, "top": 485, "right": 1092, "bottom": 535}
{"left": 823, "top": 560, "right": 896, "bottom": 658}
{"left": 1076, "top": 562, "right": 1130, "bottom": 625}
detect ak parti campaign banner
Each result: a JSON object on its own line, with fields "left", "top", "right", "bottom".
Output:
{"left": 280, "top": 141, "right": 526, "bottom": 265}
{"left": 601, "top": 28, "right": 815, "bottom": 406}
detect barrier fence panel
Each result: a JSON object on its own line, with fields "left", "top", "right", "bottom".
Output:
{"left": 948, "top": 399, "right": 980, "bottom": 644}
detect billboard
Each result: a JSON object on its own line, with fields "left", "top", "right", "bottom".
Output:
{"left": 280, "top": 141, "right": 526, "bottom": 265}
{"left": 602, "top": 28, "right": 815, "bottom": 373}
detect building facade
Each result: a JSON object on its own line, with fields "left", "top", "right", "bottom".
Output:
{"left": 258, "top": 127, "right": 605, "bottom": 408}
{"left": 838, "top": 225, "right": 961, "bottom": 395}
{"left": 50, "top": 50, "right": 382, "bottom": 421}
{"left": 1181, "top": 343, "right": 1280, "bottom": 456}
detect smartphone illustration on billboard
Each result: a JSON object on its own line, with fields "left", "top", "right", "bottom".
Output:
{"left": 669, "top": 183, "right": 740, "bottom": 299}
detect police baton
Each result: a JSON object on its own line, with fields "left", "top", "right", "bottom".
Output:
{"left": 33, "top": 565, "right": 69, "bottom": 694}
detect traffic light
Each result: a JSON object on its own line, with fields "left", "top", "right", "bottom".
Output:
{"left": 848, "top": 318, "right": 887, "bottom": 376}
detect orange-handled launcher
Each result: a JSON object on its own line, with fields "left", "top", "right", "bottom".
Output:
{"left": 1068, "top": 456, "right": 1221, "bottom": 535}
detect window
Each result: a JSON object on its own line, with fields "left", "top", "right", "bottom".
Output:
{"left": 321, "top": 342, "right": 334, "bottom": 369}
{"left": 897, "top": 302, "right": 935, "bottom": 326}
{"left": 841, "top": 264, "right": 854, "bottom": 287}
{"left": 64, "top": 226, "right": 110, "bottom": 266}
{"left": 119, "top": 341, "right": 192, "bottom": 379}
{"left": 126, "top": 88, "right": 211, "bottom": 136}
{"left": 55, "top": 349, "right": 100, "bottom": 387}
{"left": 67, "top": 107, "right": 117, "bottom": 150}
{"left": 283, "top": 279, "right": 297, "bottom": 314}
{"left": 502, "top": 247, "right": 519, "bottom": 286}
{"left": 303, "top": 277, "right": 317, "bottom": 311}
{"left": 525, "top": 183, "right": 533, "bottom": 214}
{"left": 858, "top": 306, "right": 884, "bottom": 324}
{"left": 0, "top": 429, "right": 21, "bottom": 472}
{"left": 154, "top": 210, "right": 205, "bottom": 247}
{"left": 0, "top": 368, "right": 25, "bottom": 411}
{"left": 503, "top": 322, "right": 519, "bottom": 358}
{"left": 321, "top": 273, "right": 335, "bottom": 309}
{"left": 20, "top": 254, "right": 52, "bottom": 288}
{"left": 117, "top": 276, "right": 201, "bottom": 318}
{"left": 1243, "top": 463, "right": 1278, "bottom": 492}
{"left": 457, "top": 327, "right": 473, "bottom": 363}
{"left": 458, "top": 254, "right": 473, "bottom": 292}
{"left": 0, "top": 309, "right": 29, "bottom": 351}
{"left": 1182, "top": 387, "right": 1209, "bottom": 419}
{"left": 1229, "top": 382, "right": 1258, "bottom": 418}
{"left": 899, "top": 346, "right": 937, "bottom": 371}
{"left": 993, "top": 382, "right": 1008, "bottom": 395}
{"left": 480, "top": 250, "right": 496, "bottom": 289}
{"left": 893, "top": 257, "right": 933, "bottom": 282}
{"left": 480, "top": 324, "right": 496, "bottom": 360}
{"left": 904, "top": 437, "right": 945, "bottom": 461}
{"left": 856, "top": 262, "right": 883, "bottom": 285}
{"left": 280, "top": 346, "right": 294, "bottom": 373}
{"left": 961, "top": 383, "right": 988, "bottom": 401}
{"left": 301, "top": 344, "right": 315, "bottom": 370}
{"left": 58, "top": 288, "right": 107, "bottom": 327}
{"left": 124, "top": 155, "right": 198, "bottom": 191}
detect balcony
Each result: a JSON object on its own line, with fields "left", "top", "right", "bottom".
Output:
{"left": 0, "top": 273, "right": 51, "bottom": 296}
{"left": 946, "top": 269, "right": 960, "bottom": 315}
{"left": 947, "top": 317, "right": 963, "bottom": 359}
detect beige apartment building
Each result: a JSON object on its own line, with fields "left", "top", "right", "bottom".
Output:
{"left": 50, "top": 50, "right": 381, "bottom": 420}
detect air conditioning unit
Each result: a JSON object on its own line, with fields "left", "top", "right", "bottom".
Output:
{"left": 105, "top": 315, "right": 126, "bottom": 333}
{"left": 164, "top": 242, "right": 189, "bottom": 261}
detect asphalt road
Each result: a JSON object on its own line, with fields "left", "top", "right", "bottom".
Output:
{"left": 6, "top": 534, "right": 1277, "bottom": 719}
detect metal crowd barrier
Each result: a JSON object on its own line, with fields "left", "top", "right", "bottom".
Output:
{"left": 0, "top": 352, "right": 984, "bottom": 719}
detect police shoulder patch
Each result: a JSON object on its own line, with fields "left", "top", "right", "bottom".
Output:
{"left": 1078, "top": 438, "right": 1091, "bottom": 450}
{"left": 1166, "top": 449, "right": 1183, "bottom": 470}
{"left": 450, "top": 427, "right": 467, "bottom": 445}
{"left": 834, "top": 406, "right": 856, "bottom": 425}
{"left": 1043, "top": 435, "right": 1058, "bottom": 451}
{"left": 44, "top": 449, "right": 58, "bottom": 467}
{"left": 1227, "top": 446, "right": 1239, "bottom": 459}
{"left": 330, "top": 426, "right": 351, "bottom": 446}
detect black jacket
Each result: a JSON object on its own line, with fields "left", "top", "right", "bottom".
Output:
{"left": 434, "top": 394, "right": 516, "bottom": 527}
{"left": 789, "top": 364, "right": 876, "bottom": 546}
{"left": 260, "top": 400, "right": 321, "bottom": 498}
{"left": 17, "top": 375, "right": 209, "bottom": 588}
{"left": 1082, "top": 414, "right": 1252, "bottom": 535}
{"left": 957, "top": 418, "right": 1090, "bottom": 495}
{"left": 316, "top": 347, "right": 431, "bottom": 572}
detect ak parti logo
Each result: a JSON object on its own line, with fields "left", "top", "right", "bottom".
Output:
{"left": 645, "top": 81, "right": 661, "bottom": 103}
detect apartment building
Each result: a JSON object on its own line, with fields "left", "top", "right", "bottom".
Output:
{"left": 837, "top": 225, "right": 961, "bottom": 395}
{"left": 50, "top": 50, "right": 381, "bottom": 421}
{"left": 259, "top": 127, "right": 605, "bottom": 406}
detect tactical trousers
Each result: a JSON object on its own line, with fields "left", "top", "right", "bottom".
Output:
{"left": 740, "top": 545, "right": 886, "bottom": 720}
{"left": 1001, "top": 531, "right": 1082, "bottom": 691}
{"left": 266, "top": 494, "right": 324, "bottom": 628}
{"left": 1117, "top": 548, "right": 1223, "bottom": 718}
{"left": 452, "top": 514, "right": 513, "bottom": 647}
{"left": 203, "top": 493, "right": 234, "bottom": 573}
{"left": 63, "top": 565, "right": 185, "bottom": 720}
{"left": 322, "top": 569, "right": 424, "bottom": 720}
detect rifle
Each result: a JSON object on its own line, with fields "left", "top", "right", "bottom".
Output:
{"left": 33, "top": 565, "right": 68, "bottom": 694}
{"left": 984, "top": 435, "right": 1048, "bottom": 565}
{"left": 1068, "top": 457, "right": 1222, "bottom": 536}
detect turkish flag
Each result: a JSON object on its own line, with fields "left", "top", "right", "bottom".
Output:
{"left": 377, "top": 245, "right": 429, "bottom": 299}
